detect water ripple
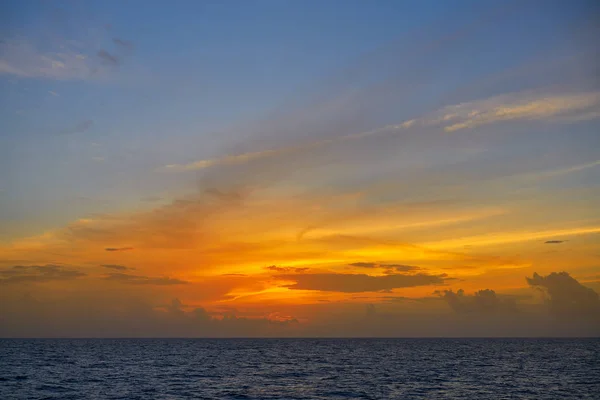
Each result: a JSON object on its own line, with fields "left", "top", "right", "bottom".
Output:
{"left": 0, "top": 338, "right": 599, "bottom": 399}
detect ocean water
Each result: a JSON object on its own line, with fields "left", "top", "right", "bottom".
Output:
{"left": 0, "top": 338, "right": 598, "bottom": 399}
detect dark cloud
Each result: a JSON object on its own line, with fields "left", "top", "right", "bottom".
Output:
{"left": 103, "top": 272, "right": 188, "bottom": 285}
{"left": 382, "top": 295, "right": 429, "bottom": 303}
{"left": 0, "top": 265, "right": 86, "bottom": 284}
{"left": 97, "top": 49, "right": 120, "bottom": 66}
{"left": 349, "top": 262, "right": 374, "bottom": 268}
{"left": 349, "top": 262, "right": 420, "bottom": 272}
{"left": 97, "top": 38, "right": 133, "bottom": 67}
{"left": 277, "top": 272, "right": 446, "bottom": 293}
{"left": 265, "top": 265, "right": 309, "bottom": 273}
{"left": 0, "top": 296, "right": 298, "bottom": 338}
{"left": 439, "top": 289, "right": 518, "bottom": 314}
{"left": 205, "top": 188, "right": 246, "bottom": 202}
{"left": 105, "top": 247, "right": 134, "bottom": 252}
{"left": 140, "top": 196, "right": 163, "bottom": 203}
{"left": 57, "top": 120, "right": 93, "bottom": 135}
{"left": 101, "top": 264, "right": 133, "bottom": 271}
{"left": 112, "top": 38, "right": 134, "bottom": 51}
{"left": 527, "top": 272, "right": 600, "bottom": 317}
{"left": 544, "top": 240, "right": 565, "bottom": 244}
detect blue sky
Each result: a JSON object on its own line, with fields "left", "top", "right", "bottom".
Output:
{"left": 1, "top": 0, "right": 598, "bottom": 238}
{"left": 1, "top": 0, "right": 600, "bottom": 338}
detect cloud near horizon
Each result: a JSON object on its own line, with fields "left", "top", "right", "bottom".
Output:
{"left": 440, "top": 289, "right": 518, "bottom": 314}
{"left": 527, "top": 272, "right": 600, "bottom": 318}
{"left": 0, "top": 271, "right": 597, "bottom": 337}
{"left": 0, "top": 265, "right": 86, "bottom": 284}
{"left": 277, "top": 272, "right": 447, "bottom": 293}
{"left": 1, "top": 1, "right": 599, "bottom": 338}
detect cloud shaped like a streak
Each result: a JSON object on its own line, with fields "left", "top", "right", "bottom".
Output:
{"left": 163, "top": 90, "right": 600, "bottom": 172}
{"left": 162, "top": 140, "right": 333, "bottom": 172}
{"left": 277, "top": 272, "right": 446, "bottom": 293}
{"left": 0, "top": 265, "right": 86, "bottom": 284}
{"left": 105, "top": 247, "right": 134, "bottom": 252}
{"left": 527, "top": 272, "right": 600, "bottom": 318}
{"left": 437, "top": 91, "right": 600, "bottom": 132}
{"left": 101, "top": 264, "right": 134, "bottom": 271}
{"left": 103, "top": 272, "right": 188, "bottom": 285}
{"left": 544, "top": 240, "right": 565, "bottom": 244}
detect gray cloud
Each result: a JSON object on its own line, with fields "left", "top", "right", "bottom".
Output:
{"left": 0, "top": 295, "right": 298, "bottom": 338}
{"left": 103, "top": 272, "right": 188, "bottom": 285}
{"left": 97, "top": 38, "right": 134, "bottom": 67}
{"left": 440, "top": 289, "right": 518, "bottom": 314}
{"left": 97, "top": 49, "right": 120, "bottom": 66}
{"left": 204, "top": 188, "right": 245, "bottom": 203}
{"left": 112, "top": 38, "right": 134, "bottom": 51}
{"left": 527, "top": 272, "right": 600, "bottom": 318}
{"left": 140, "top": 196, "right": 163, "bottom": 203}
{"left": 57, "top": 120, "right": 93, "bottom": 135}
{"left": 1, "top": 272, "right": 598, "bottom": 337}
{"left": 0, "top": 265, "right": 86, "bottom": 284}
{"left": 101, "top": 264, "right": 133, "bottom": 271}
{"left": 544, "top": 240, "right": 565, "bottom": 244}
{"left": 277, "top": 272, "right": 446, "bottom": 293}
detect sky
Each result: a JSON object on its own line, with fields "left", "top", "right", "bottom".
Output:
{"left": 0, "top": 0, "right": 599, "bottom": 337}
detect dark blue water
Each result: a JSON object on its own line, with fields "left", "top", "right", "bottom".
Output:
{"left": 1, "top": 338, "right": 598, "bottom": 399}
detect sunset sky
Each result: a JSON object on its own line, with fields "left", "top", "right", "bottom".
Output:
{"left": 1, "top": 0, "right": 599, "bottom": 337}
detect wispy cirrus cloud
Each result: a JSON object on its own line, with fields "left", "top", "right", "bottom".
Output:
{"left": 0, "top": 33, "right": 134, "bottom": 81}
{"left": 162, "top": 89, "right": 600, "bottom": 172}
{"left": 422, "top": 226, "right": 600, "bottom": 250}
{"left": 0, "top": 39, "right": 96, "bottom": 79}
{"left": 436, "top": 91, "right": 600, "bottom": 132}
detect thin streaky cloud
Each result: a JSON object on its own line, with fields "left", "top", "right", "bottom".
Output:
{"left": 0, "top": 39, "right": 103, "bottom": 80}
{"left": 163, "top": 90, "right": 600, "bottom": 172}
{"left": 101, "top": 264, "right": 134, "bottom": 271}
{"left": 105, "top": 247, "right": 134, "bottom": 252}
{"left": 442, "top": 92, "right": 600, "bottom": 132}
{"left": 423, "top": 226, "right": 600, "bottom": 250}
{"left": 103, "top": 272, "right": 188, "bottom": 285}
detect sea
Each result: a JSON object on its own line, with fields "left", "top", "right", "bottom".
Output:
{"left": 1, "top": 338, "right": 598, "bottom": 399}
